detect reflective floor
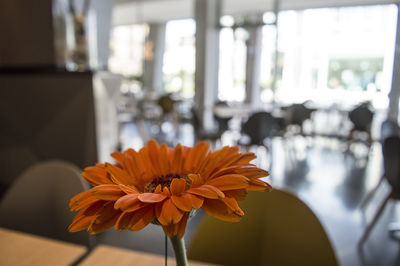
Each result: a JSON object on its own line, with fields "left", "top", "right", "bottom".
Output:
{"left": 98, "top": 121, "right": 400, "bottom": 266}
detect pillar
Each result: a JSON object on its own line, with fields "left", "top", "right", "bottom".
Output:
{"left": 143, "top": 23, "right": 166, "bottom": 93}
{"left": 194, "top": 0, "right": 221, "bottom": 130}
{"left": 388, "top": 3, "right": 400, "bottom": 123}
{"left": 245, "top": 25, "right": 263, "bottom": 107}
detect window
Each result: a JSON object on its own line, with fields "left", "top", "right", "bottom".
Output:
{"left": 163, "top": 19, "right": 196, "bottom": 98}
{"left": 266, "top": 5, "right": 398, "bottom": 108}
{"left": 108, "top": 24, "right": 148, "bottom": 77}
{"left": 218, "top": 27, "right": 247, "bottom": 102}
{"left": 108, "top": 24, "right": 148, "bottom": 94}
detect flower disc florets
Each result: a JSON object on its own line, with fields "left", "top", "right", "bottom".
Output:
{"left": 144, "top": 174, "right": 192, "bottom": 193}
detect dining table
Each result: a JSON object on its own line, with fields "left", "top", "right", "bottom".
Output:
{"left": 0, "top": 227, "right": 87, "bottom": 266}
{"left": 0, "top": 227, "right": 217, "bottom": 266}
{"left": 79, "top": 244, "right": 217, "bottom": 266}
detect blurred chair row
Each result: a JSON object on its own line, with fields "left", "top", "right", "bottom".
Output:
{"left": 0, "top": 160, "right": 95, "bottom": 248}
{"left": 118, "top": 91, "right": 375, "bottom": 152}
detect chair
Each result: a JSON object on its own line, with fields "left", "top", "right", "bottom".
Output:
{"left": 358, "top": 120, "right": 400, "bottom": 210}
{"left": 358, "top": 135, "right": 400, "bottom": 246}
{"left": 188, "top": 189, "right": 338, "bottom": 266}
{"left": 157, "top": 94, "right": 175, "bottom": 115}
{"left": 0, "top": 160, "right": 94, "bottom": 247}
{"left": 283, "top": 103, "right": 315, "bottom": 136}
{"left": 191, "top": 107, "right": 224, "bottom": 147}
{"left": 347, "top": 102, "right": 374, "bottom": 145}
{"left": 238, "top": 112, "right": 280, "bottom": 168}
{"left": 213, "top": 101, "right": 232, "bottom": 134}
{"left": 240, "top": 111, "right": 279, "bottom": 146}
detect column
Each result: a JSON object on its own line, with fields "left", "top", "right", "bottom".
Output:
{"left": 143, "top": 23, "right": 166, "bottom": 94}
{"left": 245, "top": 25, "right": 263, "bottom": 107}
{"left": 91, "top": 0, "right": 115, "bottom": 70}
{"left": 388, "top": 3, "right": 400, "bottom": 122}
{"left": 194, "top": 0, "right": 221, "bottom": 130}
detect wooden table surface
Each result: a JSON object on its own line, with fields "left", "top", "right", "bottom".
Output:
{"left": 79, "top": 244, "right": 216, "bottom": 266}
{"left": 0, "top": 227, "right": 87, "bottom": 266}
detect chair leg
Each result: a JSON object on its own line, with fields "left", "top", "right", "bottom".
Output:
{"left": 358, "top": 193, "right": 392, "bottom": 248}
{"left": 360, "top": 175, "right": 385, "bottom": 209}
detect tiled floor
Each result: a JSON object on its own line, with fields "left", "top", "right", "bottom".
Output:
{"left": 98, "top": 121, "right": 400, "bottom": 266}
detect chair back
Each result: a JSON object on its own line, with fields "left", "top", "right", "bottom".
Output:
{"left": 242, "top": 112, "right": 278, "bottom": 145}
{"left": 213, "top": 101, "right": 231, "bottom": 133}
{"left": 0, "top": 160, "right": 93, "bottom": 247}
{"left": 382, "top": 136, "right": 400, "bottom": 197}
{"left": 349, "top": 103, "right": 374, "bottom": 131}
{"left": 188, "top": 189, "right": 338, "bottom": 266}
{"left": 285, "top": 103, "right": 314, "bottom": 126}
{"left": 157, "top": 94, "right": 175, "bottom": 114}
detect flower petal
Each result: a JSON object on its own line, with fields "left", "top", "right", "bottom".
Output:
{"left": 147, "top": 140, "right": 162, "bottom": 175}
{"left": 156, "top": 198, "right": 184, "bottom": 225}
{"left": 124, "top": 149, "right": 146, "bottom": 185}
{"left": 233, "top": 167, "right": 269, "bottom": 179}
{"left": 176, "top": 213, "right": 189, "bottom": 239}
{"left": 138, "top": 193, "right": 167, "bottom": 203}
{"left": 221, "top": 197, "right": 244, "bottom": 216}
{"left": 111, "top": 151, "right": 125, "bottom": 165}
{"left": 184, "top": 141, "right": 210, "bottom": 173}
{"left": 206, "top": 174, "right": 249, "bottom": 191}
{"left": 69, "top": 214, "right": 95, "bottom": 232}
{"left": 171, "top": 144, "right": 183, "bottom": 173}
{"left": 119, "top": 184, "right": 140, "bottom": 194}
{"left": 223, "top": 189, "right": 247, "bottom": 201}
{"left": 129, "top": 206, "right": 155, "bottom": 231}
{"left": 171, "top": 193, "right": 203, "bottom": 211}
{"left": 105, "top": 163, "right": 132, "bottom": 185}
{"left": 206, "top": 147, "right": 241, "bottom": 177}
{"left": 88, "top": 202, "right": 122, "bottom": 234}
{"left": 68, "top": 201, "right": 101, "bottom": 232}
{"left": 247, "top": 179, "right": 271, "bottom": 191}
{"left": 115, "top": 206, "right": 155, "bottom": 231}
{"left": 188, "top": 174, "right": 203, "bottom": 188}
{"left": 138, "top": 147, "right": 157, "bottom": 182}
{"left": 91, "top": 184, "right": 126, "bottom": 201}
{"left": 228, "top": 152, "right": 257, "bottom": 166}
{"left": 162, "top": 222, "right": 177, "bottom": 238}
{"left": 162, "top": 212, "right": 188, "bottom": 238}
{"left": 201, "top": 198, "right": 243, "bottom": 222}
{"left": 198, "top": 146, "right": 230, "bottom": 179}
{"left": 69, "top": 190, "right": 99, "bottom": 211}
{"left": 188, "top": 185, "right": 224, "bottom": 199}
{"left": 114, "top": 194, "right": 146, "bottom": 212}
{"left": 154, "top": 184, "right": 162, "bottom": 193}
{"left": 159, "top": 144, "right": 170, "bottom": 175}
{"left": 161, "top": 187, "right": 171, "bottom": 196}
{"left": 170, "top": 178, "right": 186, "bottom": 195}
{"left": 82, "top": 166, "right": 113, "bottom": 186}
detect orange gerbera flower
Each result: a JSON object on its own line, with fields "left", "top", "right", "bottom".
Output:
{"left": 69, "top": 140, "right": 271, "bottom": 238}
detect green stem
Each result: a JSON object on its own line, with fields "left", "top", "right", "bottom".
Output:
{"left": 169, "top": 236, "right": 188, "bottom": 266}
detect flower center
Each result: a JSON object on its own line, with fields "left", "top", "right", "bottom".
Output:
{"left": 144, "top": 174, "right": 191, "bottom": 192}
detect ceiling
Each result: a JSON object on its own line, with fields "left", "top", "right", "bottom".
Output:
{"left": 112, "top": 0, "right": 399, "bottom": 25}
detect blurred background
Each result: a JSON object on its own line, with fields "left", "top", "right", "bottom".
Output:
{"left": 0, "top": 0, "right": 400, "bottom": 265}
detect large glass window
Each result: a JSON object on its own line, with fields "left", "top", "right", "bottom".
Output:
{"left": 218, "top": 26, "right": 247, "bottom": 102}
{"left": 163, "top": 19, "right": 196, "bottom": 98}
{"left": 267, "top": 5, "right": 397, "bottom": 108}
{"left": 108, "top": 24, "right": 148, "bottom": 77}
